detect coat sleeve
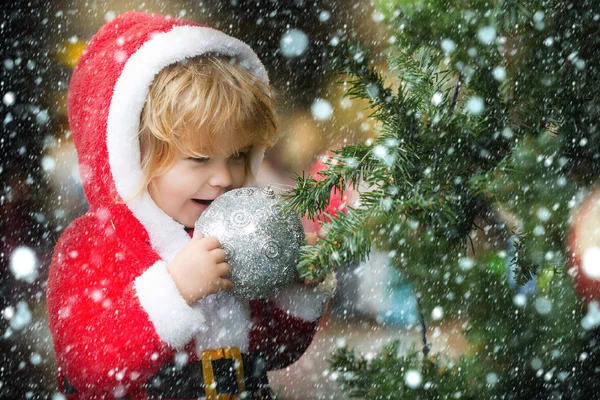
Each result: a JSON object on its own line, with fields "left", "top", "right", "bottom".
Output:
{"left": 249, "top": 273, "right": 336, "bottom": 370}
{"left": 46, "top": 217, "right": 206, "bottom": 396}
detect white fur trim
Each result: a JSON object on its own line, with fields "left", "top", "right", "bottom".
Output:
{"left": 134, "top": 260, "right": 207, "bottom": 349}
{"left": 271, "top": 274, "right": 337, "bottom": 322}
{"left": 193, "top": 292, "right": 252, "bottom": 353}
{"left": 107, "top": 25, "right": 269, "bottom": 262}
{"left": 248, "top": 146, "right": 266, "bottom": 182}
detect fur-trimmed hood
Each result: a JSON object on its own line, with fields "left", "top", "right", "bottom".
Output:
{"left": 68, "top": 11, "right": 269, "bottom": 262}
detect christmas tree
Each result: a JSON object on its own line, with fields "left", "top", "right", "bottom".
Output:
{"left": 287, "top": 0, "right": 600, "bottom": 398}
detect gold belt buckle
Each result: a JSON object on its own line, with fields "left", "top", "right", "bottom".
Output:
{"left": 201, "top": 347, "right": 246, "bottom": 400}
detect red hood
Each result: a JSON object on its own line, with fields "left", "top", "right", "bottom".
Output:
{"left": 68, "top": 12, "right": 193, "bottom": 208}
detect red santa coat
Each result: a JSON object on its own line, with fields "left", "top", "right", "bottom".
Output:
{"left": 46, "top": 11, "right": 334, "bottom": 399}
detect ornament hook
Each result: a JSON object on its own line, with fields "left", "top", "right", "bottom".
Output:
{"left": 263, "top": 185, "right": 276, "bottom": 198}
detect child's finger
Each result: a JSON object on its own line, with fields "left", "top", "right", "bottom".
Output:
{"left": 192, "top": 229, "right": 203, "bottom": 240}
{"left": 199, "top": 236, "right": 221, "bottom": 250}
{"left": 303, "top": 278, "right": 322, "bottom": 287}
{"left": 216, "top": 262, "right": 231, "bottom": 277}
{"left": 305, "top": 232, "right": 318, "bottom": 246}
{"left": 217, "top": 278, "right": 233, "bottom": 290}
{"left": 211, "top": 248, "right": 227, "bottom": 263}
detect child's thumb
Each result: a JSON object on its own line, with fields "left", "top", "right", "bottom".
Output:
{"left": 192, "top": 229, "right": 203, "bottom": 240}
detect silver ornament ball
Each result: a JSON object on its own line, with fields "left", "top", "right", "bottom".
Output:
{"left": 195, "top": 186, "right": 305, "bottom": 300}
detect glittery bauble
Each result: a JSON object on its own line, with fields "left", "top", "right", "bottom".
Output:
{"left": 195, "top": 186, "right": 305, "bottom": 300}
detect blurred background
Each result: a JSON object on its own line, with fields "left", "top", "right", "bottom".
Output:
{"left": 0, "top": 1, "right": 433, "bottom": 398}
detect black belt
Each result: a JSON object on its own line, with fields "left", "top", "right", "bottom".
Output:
{"left": 63, "top": 351, "right": 270, "bottom": 399}
{"left": 146, "top": 351, "right": 269, "bottom": 398}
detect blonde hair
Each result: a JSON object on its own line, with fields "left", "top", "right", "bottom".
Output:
{"left": 135, "top": 54, "right": 279, "bottom": 198}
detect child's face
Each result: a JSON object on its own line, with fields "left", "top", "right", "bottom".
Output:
{"left": 148, "top": 146, "right": 249, "bottom": 229}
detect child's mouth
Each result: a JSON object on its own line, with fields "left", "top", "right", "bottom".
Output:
{"left": 192, "top": 198, "right": 213, "bottom": 206}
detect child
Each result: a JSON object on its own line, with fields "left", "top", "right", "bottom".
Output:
{"left": 46, "top": 11, "right": 335, "bottom": 399}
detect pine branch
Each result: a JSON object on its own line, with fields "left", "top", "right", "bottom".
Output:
{"left": 295, "top": 206, "right": 375, "bottom": 280}
{"left": 415, "top": 296, "right": 431, "bottom": 359}
{"left": 509, "top": 231, "right": 538, "bottom": 286}
{"left": 450, "top": 73, "right": 463, "bottom": 112}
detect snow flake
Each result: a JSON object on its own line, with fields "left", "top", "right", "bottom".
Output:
{"left": 318, "top": 11, "right": 331, "bottom": 22}
{"left": 9, "top": 301, "right": 32, "bottom": 330}
{"left": 404, "top": 370, "right": 422, "bottom": 388}
{"left": 532, "top": 225, "right": 545, "bottom": 236}
{"left": 113, "top": 386, "right": 127, "bottom": 398}
{"left": 431, "top": 92, "right": 443, "bottom": 106}
{"left": 114, "top": 50, "right": 127, "bottom": 63}
{"left": 531, "top": 357, "right": 543, "bottom": 370}
{"left": 339, "top": 97, "right": 352, "bottom": 109}
{"left": 175, "top": 351, "right": 189, "bottom": 368}
{"left": 502, "top": 127, "right": 514, "bottom": 139}
{"left": 581, "top": 301, "right": 600, "bottom": 330}
{"left": 381, "top": 197, "right": 393, "bottom": 211}
{"left": 459, "top": 257, "right": 474, "bottom": 271}
{"left": 372, "top": 11, "right": 384, "bottom": 23}
{"left": 513, "top": 294, "right": 527, "bottom": 307}
{"left": 4, "top": 59, "right": 14, "bottom": 70}
{"left": 41, "top": 155, "right": 56, "bottom": 173}
{"left": 486, "top": 372, "right": 499, "bottom": 385}
{"left": 9, "top": 246, "right": 39, "bottom": 283}
{"left": 492, "top": 66, "right": 506, "bottom": 81}
{"left": 365, "top": 83, "right": 380, "bottom": 100}
{"left": 477, "top": 26, "right": 496, "bottom": 45}
{"left": 536, "top": 207, "right": 551, "bottom": 222}
{"left": 30, "top": 352, "right": 42, "bottom": 365}
{"left": 431, "top": 306, "right": 444, "bottom": 320}
{"left": 534, "top": 297, "right": 552, "bottom": 315}
{"left": 3, "top": 92, "right": 15, "bottom": 106}
{"left": 441, "top": 39, "right": 456, "bottom": 54}
{"left": 36, "top": 109, "right": 49, "bottom": 126}
{"left": 533, "top": 11, "right": 545, "bottom": 30}
{"left": 311, "top": 98, "right": 333, "bottom": 121}
{"left": 465, "top": 96, "right": 484, "bottom": 115}
{"left": 372, "top": 145, "right": 396, "bottom": 167}
{"left": 280, "top": 29, "right": 309, "bottom": 58}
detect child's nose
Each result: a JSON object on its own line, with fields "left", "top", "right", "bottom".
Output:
{"left": 208, "top": 163, "right": 233, "bottom": 188}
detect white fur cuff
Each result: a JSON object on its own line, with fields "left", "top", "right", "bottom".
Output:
{"left": 271, "top": 273, "right": 337, "bottom": 322}
{"left": 134, "top": 260, "right": 207, "bottom": 349}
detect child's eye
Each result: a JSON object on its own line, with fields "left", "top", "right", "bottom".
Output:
{"left": 189, "top": 156, "right": 210, "bottom": 163}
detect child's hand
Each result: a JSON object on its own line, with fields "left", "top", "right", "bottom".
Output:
{"left": 305, "top": 232, "right": 319, "bottom": 246}
{"left": 167, "top": 231, "right": 232, "bottom": 306}
{"left": 301, "top": 231, "right": 326, "bottom": 287}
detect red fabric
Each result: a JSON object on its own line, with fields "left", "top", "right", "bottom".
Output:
{"left": 569, "top": 187, "right": 600, "bottom": 302}
{"left": 249, "top": 299, "right": 319, "bottom": 370}
{"left": 47, "top": 11, "right": 321, "bottom": 399}
{"left": 47, "top": 205, "right": 174, "bottom": 399}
